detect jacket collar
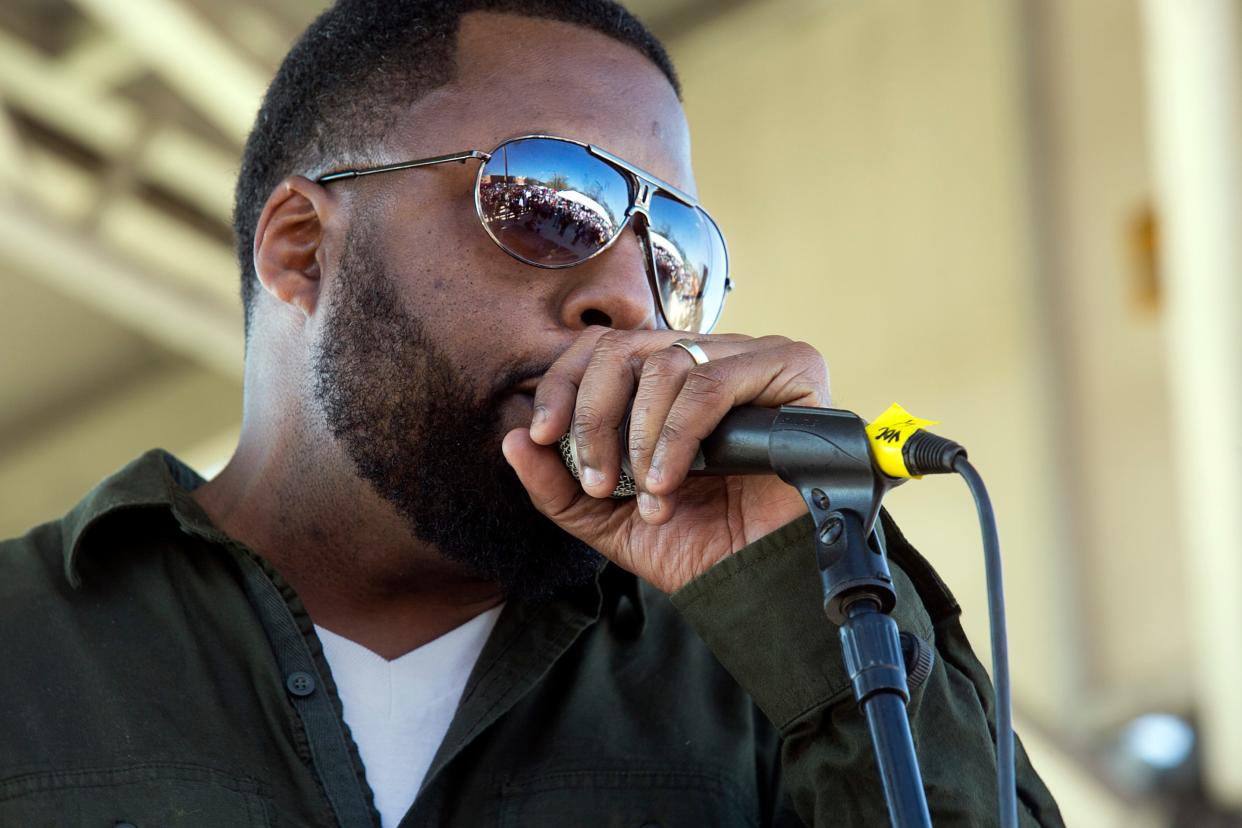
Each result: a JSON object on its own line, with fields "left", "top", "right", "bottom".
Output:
{"left": 58, "top": 449, "right": 646, "bottom": 628}
{"left": 61, "top": 448, "right": 207, "bottom": 587}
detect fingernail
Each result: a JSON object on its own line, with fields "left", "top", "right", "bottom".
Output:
{"left": 582, "top": 466, "right": 604, "bottom": 487}
{"left": 638, "top": 492, "right": 659, "bottom": 515}
{"left": 532, "top": 405, "right": 548, "bottom": 428}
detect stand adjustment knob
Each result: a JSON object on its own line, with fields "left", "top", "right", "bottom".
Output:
{"left": 900, "top": 632, "right": 936, "bottom": 691}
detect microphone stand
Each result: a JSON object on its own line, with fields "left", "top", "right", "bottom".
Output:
{"left": 768, "top": 406, "right": 933, "bottom": 828}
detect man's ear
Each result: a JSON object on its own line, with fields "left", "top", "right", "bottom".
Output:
{"left": 253, "top": 175, "right": 337, "bottom": 318}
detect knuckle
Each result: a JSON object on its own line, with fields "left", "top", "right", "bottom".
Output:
{"left": 682, "top": 366, "right": 728, "bottom": 401}
{"left": 594, "top": 328, "right": 631, "bottom": 355}
{"left": 538, "top": 373, "right": 575, "bottom": 397}
{"left": 641, "top": 350, "right": 682, "bottom": 382}
{"left": 811, "top": 360, "right": 831, "bottom": 389}
{"left": 782, "top": 341, "right": 830, "bottom": 388}
{"left": 796, "top": 349, "right": 831, "bottom": 385}
{"left": 572, "top": 404, "right": 608, "bottom": 437}
{"left": 659, "top": 415, "right": 688, "bottom": 445}
{"left": 628, "top": 423, "right": 653, "bottom": 458}
{"left": 540, "top": 359, "right": 571, "bottom": 381}
{"left": 627, "top": 403, "right": 653, "bottom": 441}
{"left": 588, "top": 331, "right": 645, "bottom": 379}
{"left": 789, "top": 339, "right": 822, "bottom": 363}
{"left": 538, "top": 363, "right": 579, "bottom": 394}
{"left": 761, "top": 334, "right": 795, "bottom": 349}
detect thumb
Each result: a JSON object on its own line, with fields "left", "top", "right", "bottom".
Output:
{"left": 501, "top": 428, "right": 618, "bottom": 535}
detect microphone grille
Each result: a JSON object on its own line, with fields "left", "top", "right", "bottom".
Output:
{"left": 557, "top": 432, "right": 637, "bottom": 499}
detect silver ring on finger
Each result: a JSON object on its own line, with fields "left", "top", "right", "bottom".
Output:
{"left": 671, "top": 338, "right": 710, "bottom": 366}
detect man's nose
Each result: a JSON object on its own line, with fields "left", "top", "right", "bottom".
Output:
{"left": 557, "top": 224, "right": 659, "bottom": 331}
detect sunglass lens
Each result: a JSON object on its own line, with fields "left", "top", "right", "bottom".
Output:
{"left": 646, "top": 195, "right": 729, "bottom": 333}
{"left": 477, "top": 139, "right": 632, "bottom": 266}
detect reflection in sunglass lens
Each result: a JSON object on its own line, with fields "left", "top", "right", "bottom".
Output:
{"left": 646, "top": 194, "right": 728, "bottom": 333}
{"left": 477, "top": 139, "right": 632, "bottom": 266}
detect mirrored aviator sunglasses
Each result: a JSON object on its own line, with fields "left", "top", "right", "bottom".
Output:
{"left": 318, "top": 135, "right": 733, "bottom": 334}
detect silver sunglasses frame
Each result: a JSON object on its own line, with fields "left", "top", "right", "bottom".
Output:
{"left": 317, "top": 134, "right": 733, "bottom": 333}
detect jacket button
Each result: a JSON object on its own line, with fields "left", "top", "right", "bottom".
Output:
{"left": 286, "top": 671, "right": 316, "bottom": 697}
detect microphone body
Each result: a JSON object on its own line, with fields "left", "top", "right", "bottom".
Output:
{"left": 558, "top": 406, "right": 778, "bottom": 497}
{"left": 690, "top": 405, "right": 782, "bottom": 475}
{"left": 558, "top": 403, "right": 963, "bottom": 498}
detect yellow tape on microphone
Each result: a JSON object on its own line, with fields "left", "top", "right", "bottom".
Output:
{"left": 865, "top": 403, "right": 939, "bottom": 479}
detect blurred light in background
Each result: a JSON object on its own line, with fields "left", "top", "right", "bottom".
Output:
{"left": 1, "top": 1, "right": 1240, "bottom": 825}
{"left": 1119, "top": 713, "right": 1195, "bottom": 777}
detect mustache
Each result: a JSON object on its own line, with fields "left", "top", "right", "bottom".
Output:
{"left": 482, "top": 359, "right": 555, "bottom": 408}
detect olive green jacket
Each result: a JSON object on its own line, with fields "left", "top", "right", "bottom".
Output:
{"left": 0, "top": 449, "right": 1063, "bottom": 827}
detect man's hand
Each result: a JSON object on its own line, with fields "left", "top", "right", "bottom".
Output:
{"left": 501, "top": 327, "right": 831, "bottom": 594}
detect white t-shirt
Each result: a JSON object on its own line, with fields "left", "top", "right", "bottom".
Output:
{"left": 315, "top": 605, "right": 504, "bottom": 828}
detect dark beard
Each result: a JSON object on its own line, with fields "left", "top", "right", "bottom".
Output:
{"left": 310, "top": 226, "right": 602, "bottom": 601}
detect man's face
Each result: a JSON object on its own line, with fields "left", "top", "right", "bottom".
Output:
{"left": 309, "top": 13, "right": 696, "bottom": 598}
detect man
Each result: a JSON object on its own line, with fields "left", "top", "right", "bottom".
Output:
{"left": 0, "top": 1, "right": 1063, "bottom": 826}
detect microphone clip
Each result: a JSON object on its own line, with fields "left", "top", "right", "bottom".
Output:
{"left": 767, "top": 406, "right": 902, "bottom": 623}
{"left": 768, "top": 406, "right": 933, "bottom": 827}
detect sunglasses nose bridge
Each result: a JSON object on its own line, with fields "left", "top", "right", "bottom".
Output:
{"left": 615, "top": 210, "right": 670, "bottom": 331}
{"left": 628, "top": 180, "right": 655, "bottom": 216}
{"left": 624, "top": 203, "right": 651, "bottom": 227}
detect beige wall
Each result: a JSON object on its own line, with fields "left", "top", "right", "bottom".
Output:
{"left": 670, "top": 0, "right": 1183, "bottom": 820}
{"left": 1030, "top": 0, "right": 1186, "bottom": 709}
{"left": 674, "top": 0, "right": 1074, "bottom": 714}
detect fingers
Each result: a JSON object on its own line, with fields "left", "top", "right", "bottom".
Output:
{"left": 530, "top": 328, "right": 664, "bottom": 497}
{"left": 643, "top": 339, "right": 830, "bottom": 497}
{"left": 564, "top": 331, "right": 646, "bottom": 496}
{"left": 568, "top": 332, "right": 760, "bottom": 498}
{"left": 527, "top": 328, "right": 831, "bottom": 519}
{"left": 625, "top": 337, "right": 778, "bottom": 516}
{"left": 528, "top": 326, "right": 611, "bottom": 448}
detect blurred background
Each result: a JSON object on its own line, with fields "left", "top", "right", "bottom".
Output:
{"left": 2, "top": 0, "right": 1240, "bottom": 824}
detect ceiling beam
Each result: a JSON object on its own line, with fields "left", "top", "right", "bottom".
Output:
{"left": 0, "top": 99, "right": 24, "bottom": 185}
{"left": 13, "top": 146, "right": 239, "bottom": 307}
{"left": 69, "top": 0, "right": 266, "bottom": 145}
{"left": 0, "top": 29, "right": 236, "bottom": 224}
{"left": 60, "top": 29, "right": 148, "bottom": 92}
{"left": 0, "top": 196, "right": 243, "bottom": 380}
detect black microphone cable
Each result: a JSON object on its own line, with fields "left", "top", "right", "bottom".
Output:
{"left": 903, "top": 429, "right": 1017, "bottom": 828}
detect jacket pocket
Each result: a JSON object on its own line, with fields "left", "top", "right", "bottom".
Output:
{"left": 0, "top": 762, "right": 273, "bottom": 827}
{"left": 500, "top": 766, "right": 757, "bottom": 828}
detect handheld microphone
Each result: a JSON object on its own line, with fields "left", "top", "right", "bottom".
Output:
{"left": 558, "top": 403, "right": 964, "bottom": 497}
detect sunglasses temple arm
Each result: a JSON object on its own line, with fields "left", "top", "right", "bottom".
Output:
{"left": 318, "top": 150, "right": 491, "bottom": 183}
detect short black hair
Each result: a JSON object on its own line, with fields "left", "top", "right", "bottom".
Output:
{"left": 233, "top": 0, "right": 679, "bottom": 337}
